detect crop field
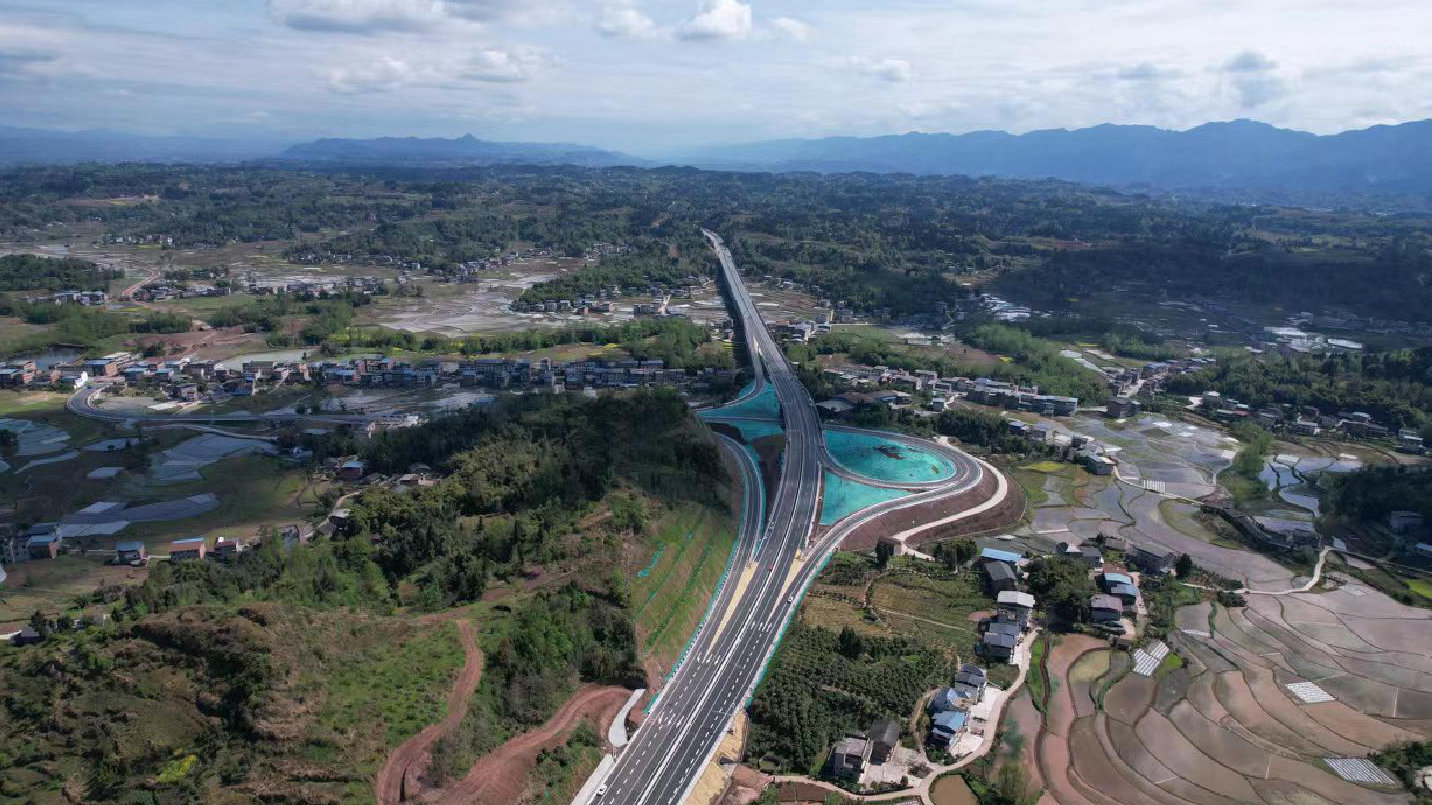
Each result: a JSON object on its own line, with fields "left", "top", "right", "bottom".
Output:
{"left": 1014, "top": 583, "right": 1431, "bottom": 805}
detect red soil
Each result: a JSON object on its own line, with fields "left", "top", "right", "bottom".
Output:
{"left": 425, "top": 684, "right": 631, "bottom": 805}
{"left": 376, "top": 620, "right": 484, "bottom": 805}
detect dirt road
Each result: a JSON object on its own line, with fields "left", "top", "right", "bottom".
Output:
{"left": 427, "top": 684, "right": 631, "bottom": 805}
{"left": 376, "top": 620, "right": 484, "bottom": 805}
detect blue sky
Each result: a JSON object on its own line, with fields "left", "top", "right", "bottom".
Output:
{"left": 1, "top": 0, "right": 1429, "bottom": 153}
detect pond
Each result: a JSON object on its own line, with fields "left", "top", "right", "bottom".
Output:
{"left": 930, "top": 774, "right": 978, "bottom": 805}
{"left": 12, "top": 347, "right": 83, "bottom": 368}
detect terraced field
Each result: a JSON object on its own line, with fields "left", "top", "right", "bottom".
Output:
{"left": 1022, "top": 581, "right": 1431, "bottom": 805}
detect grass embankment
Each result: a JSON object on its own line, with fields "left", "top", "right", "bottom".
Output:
{"left": 1222, "top": 426, "right": 1273, "bottom": 507}
{"left": 1026, "top": 633, "right": 1051, "bottom": 711}
{"left": 631, "top": 503, "right": 738, "bottom": 671}
{"left": 1158, "top": 499, "right": 1244, "bottom": 549}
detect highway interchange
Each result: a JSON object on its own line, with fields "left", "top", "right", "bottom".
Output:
{"left": 589, "top": 231, "right": 992, "bottom": 805}
{"left": 61, "top": 228, "right": 994, "bottom": 805}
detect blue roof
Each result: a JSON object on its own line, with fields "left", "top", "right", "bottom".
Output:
{"left": 980, "top": 548, "right": 1021, "bottom": 564}
{"left": 929, "top": 687, "right": 960, "bottom": 712}
{"left": 932, "top": 711, "right": 967, "bottom": 732}
{"left": 172, "top": 537, "right": 205, "bottom": 546}
{"left": 1101, "top": 572, "right": 1134, "bottom": 586}
{"left": 1111, "top": 583, "right": 1139, "bottom": 597}
{"left": 116, "top": 540, "right": 145, "bottom": 552}
{"left": 26, "top": 533, "right": 59, "bottom": 545}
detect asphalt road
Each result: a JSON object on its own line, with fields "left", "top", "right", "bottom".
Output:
{"left": 593, "top": 231, "right": 828, "bottom": 805}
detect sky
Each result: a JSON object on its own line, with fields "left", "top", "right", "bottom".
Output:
{"left": 1, "top": 0, "right": 1430, "bottom": 154}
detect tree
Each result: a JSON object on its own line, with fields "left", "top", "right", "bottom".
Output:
{"left": 0, "top": 430, "right": 17, "bottom": 466}
{"left": 1025, "top": 557, "right": 1094, "bottom": 624}
{"left": 992, "top": 763, "right": 1040, "bottom": 805}
{"left": 837, "top": 626, "right": 865, "bottom": 660}
{"left": 955, "top": 539, "right": 977, "bottom": 565}
{"left": 1174, "top": 553, "right": 1194, "bottom": 579}
{"left": 875, "top": 540, "right": 894, "bottom": 569}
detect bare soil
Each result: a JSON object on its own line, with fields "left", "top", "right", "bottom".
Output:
{"left": 375, "top": 620, "right": 484, "bottom": 805}
{"left": 425, "top": 684, "right": 631, "bottom": 805}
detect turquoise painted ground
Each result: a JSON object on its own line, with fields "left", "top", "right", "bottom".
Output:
{"left": 708, "top": 418, "right": 783, "bottom": 442}
{"left": 820, "top": 470, "right": 909, "bottom": 525}
{"left": 825, "top": 429, "right": 955, "bottom": 483}
{"left": 702, "top": 384, "right": 780, "bottom": 422}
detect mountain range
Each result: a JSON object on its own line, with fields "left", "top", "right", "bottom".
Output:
{"left": 278, "top": 134, "right": 644, "bottom": 168}
{"left": 673, "top": 119, "right": 1432, "bottom": 204}
{"left": 3, "top": 120, "right": 1430, "bottom": 207}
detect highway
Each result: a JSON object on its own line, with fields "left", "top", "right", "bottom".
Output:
{"left": 593, "top": 230, "right": 827, "bottom": 805}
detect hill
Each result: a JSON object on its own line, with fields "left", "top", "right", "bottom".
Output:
{"left": 676, "top": 119, "right": 1432, "bottom": 207}
{"left": 280, "top": 134, "right": 646, "bottom": 168}
{"left": 0, "top": 126, "right": 282, "bottom": 166}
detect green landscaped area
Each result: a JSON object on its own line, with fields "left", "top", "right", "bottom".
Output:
{"left": 825, "top": 429, "right": 956, "bottom": 484}
{"left": 631, "top": 503, "right": 738, "bottom": 669}
{"left": 819, "top": 470, "right": 909, "bottom": 525}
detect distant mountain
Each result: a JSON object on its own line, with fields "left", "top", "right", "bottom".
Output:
{"left": 280, "top": 134, "right": 647, "bottom": 168}
{"left": 0, "top": 126, "right": 283, "bottom": 166}
{"left": 675, "top": 120, "right": 1432, "bottom": 205}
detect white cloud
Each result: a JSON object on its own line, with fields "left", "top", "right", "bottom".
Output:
{"left": 677, "top": 0, "right": 752, "bottom": 42}
{"left": 770, "top": 16, "right": 810, "bottom": 42}
{"left": 596, "top": 0, "right": 659, "bottom": 39}
{"left": 325, "top": 56, "right": 422, "bottom": 93}
{"left": 465, "top": 47, "right": 546, "bottom": 82}
{"left": 854, "top": 57, "right": 912, "bottom": 83}
{"left": 324, "top": 46, "right": 543, "bottom": 93}
{"left": 268, "top": 0, "right": 447, "bottom": 34}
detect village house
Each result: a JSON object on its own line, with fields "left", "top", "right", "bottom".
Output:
{"left": 1129, "top": 545, "right": 1176, "bottom": 575}
{"left": 826, "top": 735, "right": 871, "bottom": 781}
{"left": 169, "top": 537, "right": 207, "bottom": 561}
{"left": 1090, "top": 594, "right": 1125, "bottom": 625}
{"left": 26, "top": 526, "right": 62, "bottom": 559}
{"left": 929, "top": 711, "right": 968, "bottom": 746}
{"left": 982, "top": 620, "right": 1020, "bottom": 663}
{"left": 114, "top": 540, "right": 147, "bottom": 565}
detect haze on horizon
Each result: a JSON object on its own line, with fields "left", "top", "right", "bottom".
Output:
{"left": 1, "top": 0, "right": 1430, "bottom": 155}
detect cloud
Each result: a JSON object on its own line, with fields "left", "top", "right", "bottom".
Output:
{"left": 443, "top": 0, "right": 531, "bottom": 23}
{"left": 677, "top": 0, "right": 752, "bottom": 41}
{"left": 0, "top": 45, "right": 58, "bottom": 77}
{"left": 1221, "top": 50, "right": 1286, "bottom": 108}
{"left": 464, "top": 47, "right": 546, "bottom": 82}
{"left": 269, "top": 0, "right": 446, "bottom": 34}
{"left": 1223, "top": 50, "right": 1276, "bottom": 74}
{"left": 854, "top": 57, "right": 912, "bottom": 83}
{"left": 596, "top": 0, "right": 659, "bottom": 39}
{"left": 770, "top": 16, "right": 810, "bottom": 42}
{"left": 1116, "top": 62, "right": 1180, "bottom": 82}
{"left": 325, "top": 56, "right": 421, "bottom": 93}
{"left": 324, "top": 46, "right": 544, "bottom": 93}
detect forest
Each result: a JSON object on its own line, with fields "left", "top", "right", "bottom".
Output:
{"left": 1164, "top": 349, "right": 1432, "bottom": 435}
{"left": 0, "top": 253, "right": 122, "bottom": 291}
{"left": 9, "top": 162, "right": 1430, "bottom": 327}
